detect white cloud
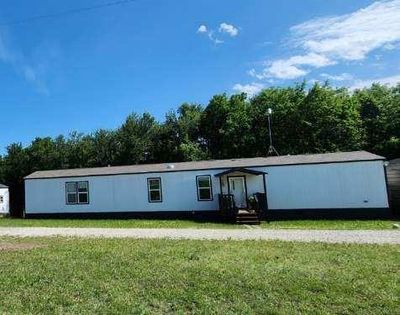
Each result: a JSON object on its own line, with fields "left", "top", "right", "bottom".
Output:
{"left": 219, "top": 23, "right": 239, "bottom": 37}
{"left": 265, "top": 60, "right": 307, "bottom": 79}
{"left": 197, "top": 22, "right": 239, "bottom": 44}
{"left": 252, "top": 0, "right": 400, "bottom": 80}
{"left": 258, "top": 41, "right": 273, "bottom": 47}
{"left": 292, "top": 0, "right": 400, "bottom": 61}
{"left": 233, "top": 83, "right": 265, "bottom": 96}
{"left": 248, "top": 68, "right": 265, "bottom": 80}
{"left": 208, "top": 31, "right": 224, "bottom": 45}
{"left": 0, "top": 31, "right": 48, "bottom": 95}
{"left": 350, "top": 74, "right": 400, "bottom": 90}
{"left": 197, "top": 25, "right": 208, "bottom": 33}
{"left": 383, "top": 42, "right": 397, "bottom": 50}
{"left": 253, "top": 53, "right": 334, "bottom": 79}
{"left": 320, "top": 73, "right": 353, "bottom": 81}
{"left": 197, "top": 25, "right": 223, "bottom": 44}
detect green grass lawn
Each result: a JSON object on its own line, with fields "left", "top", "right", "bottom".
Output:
{"left": 261, "top": 219, "right": 400, "bottom": 230}
{"left": 0, "top": 217, "right": 236, "bottom": 229}
{"left": 0, "top": 237, "right": 398, "bottom": 314}
{"left": 0, "top": 217, "right": 399, "bottom": 230}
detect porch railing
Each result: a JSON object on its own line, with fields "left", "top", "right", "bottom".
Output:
{"left": 251, "top": 193, "right": 267, "bottom": 218}
{"left": 219, "top": 192, "right": 268, "bottom": 221}
{"left": 218, "top": 194, "right": 238, "bottom": 218}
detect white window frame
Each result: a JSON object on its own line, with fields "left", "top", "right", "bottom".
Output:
{"left": 77, "top": 181, "right": 89, "bottom": 204}
{"left": 197, "top": 175, "right": 213, "bottom": 201}
{"left": 147, "top": 177, "right": 162, "bottom": 203}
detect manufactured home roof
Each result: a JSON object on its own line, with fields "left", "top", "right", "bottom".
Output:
{"left": 25, "top": 151, "right": 385, "bottom": 180}
{"left": 0, "top": 184, "right": 7, "bottom": 188}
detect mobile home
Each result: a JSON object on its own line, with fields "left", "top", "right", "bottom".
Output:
{"left": 24, "top": 151, "right": 390, "bottom": 219}
{"left": 0, "top": 184, "right": 9, "bottom": 216}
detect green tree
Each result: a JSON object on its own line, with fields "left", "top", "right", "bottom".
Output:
{"left": 153, "top": 104, "right": 208, "bottom": 162}
{"left": 91, "top": 129, "right": 119, "bottom": 167}
{"left": 65, "top": 132, "right": 95, "bottom": 168}
{"left": 298, "top": 84, "right": 363, "bottom": 153}
{"left": 27, "top": 137, "right": 63, "bottom": 172}
{"left": 250, "top": 83, "right": 307, "bottom": 155}
{"left": 200, "top": 94, "right": 231, "bottom": 158}
{"left": 2, "top": 143, "right": 31, "bottom": 216}
{"left": 116, "top": 113, "right": 158, "bottom": 164}
{"left": 176, "top": 103, "right": 208, "bottom": 161}
{"left": 201, "top": 93, "right": 253, "bottom": 158}
{"left": 355, "top": 83, "right": 400, "bottom": 158}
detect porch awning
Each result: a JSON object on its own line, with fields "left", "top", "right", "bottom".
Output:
{"left": 214, "top": 167, "right": 267, "bottom": 177}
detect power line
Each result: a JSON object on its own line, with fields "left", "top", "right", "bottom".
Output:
{"left": 0, "top": 0, "right": 139, "bottom": 27}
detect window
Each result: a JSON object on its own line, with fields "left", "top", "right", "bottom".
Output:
{"left": 66, "top": 181, "right": 89, "bottom": 205}
{"left": 147, "top": 178, "right": 162, "bottom": 202}
{"left": 0, "top": 196, "right": 3, "bottom": 204}
{"left": 78, "top": 181, "right": 89, "bottom": 204}
{"left": 66, "top": 182, "right": 77, "bottom": 204}
{"left": 197, "top": 175, "right": 213, "bottom": 201}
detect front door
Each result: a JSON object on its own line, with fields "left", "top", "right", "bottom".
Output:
{"left": 228, "top": 177, "right": 247, "bottom": 208}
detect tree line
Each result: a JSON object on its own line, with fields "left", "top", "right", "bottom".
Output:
{"left": 1, "top": 82, "right": 399, "bottom": 215}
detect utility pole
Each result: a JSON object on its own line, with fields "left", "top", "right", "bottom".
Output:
{"left": 267, "top": 108, "right": 279, "bottom": 156}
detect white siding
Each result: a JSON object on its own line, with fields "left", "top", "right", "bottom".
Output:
{"left": 0, "top": 188, "right": 10, "bottom": 214}
{"left": 25, "top": 170, "right": 221, "bottom": 214}
{"left": 262, "top": 160, "right": 388, "bottom": 210}
{"left": 25, "top": 160, "right": 389, "bottom": 214}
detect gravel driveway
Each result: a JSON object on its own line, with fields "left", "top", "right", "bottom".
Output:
{"left": 0, "top": 227, "right": 399, "bottom": 244}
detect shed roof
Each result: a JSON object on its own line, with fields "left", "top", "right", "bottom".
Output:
{"left": 25, "top": 151, "right": 384, "bottom": 180}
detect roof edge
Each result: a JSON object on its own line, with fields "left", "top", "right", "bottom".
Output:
{"left": 24, "top": 157, "right": 386, "bottom": 181}
{"left": 25, "top": 150, "right": 385, "bottom": 180}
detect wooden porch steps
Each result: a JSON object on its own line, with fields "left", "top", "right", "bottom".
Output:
{"left": 235, "top": 210, "right": 260, "bottom": 225}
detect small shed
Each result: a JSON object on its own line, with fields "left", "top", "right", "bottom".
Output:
{"left": 387, "top": 158, "right": 400, "bottom": 215}
{"left": 0, "top": 184, "right": 9, "bottom": 216}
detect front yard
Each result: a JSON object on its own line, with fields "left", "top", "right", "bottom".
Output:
{"left": 0, "top": 237, "right": 398, "bottom": 314}
{"left": 0, "top": 217, "right": 399, "bottom": 229}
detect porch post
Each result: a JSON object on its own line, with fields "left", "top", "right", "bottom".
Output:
{"left": 262, "top": 173, "right": 269, "bottom": 213}
{"left": 263, "top": 173, "right": 267, "bottom": 194}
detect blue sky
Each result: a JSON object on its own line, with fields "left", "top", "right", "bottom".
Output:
{"left": 1, "top": 0, "right": 399, "bottom": 153}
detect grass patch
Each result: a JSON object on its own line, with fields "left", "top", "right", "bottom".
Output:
{"left": 0, "top": 217, "right": 399, "bottom": 230}
{"left": 0, "top": 237, "right": 399, "bottom": 314}
{"left": 261, "top": 219, "right": 400, "bottom": 230}
{"left": 0, "top": 218, "right": 237, "bottom": 229}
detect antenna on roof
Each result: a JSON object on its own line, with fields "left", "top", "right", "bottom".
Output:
{"left": 267, "top": 108, "right": 279, "bottom": 156}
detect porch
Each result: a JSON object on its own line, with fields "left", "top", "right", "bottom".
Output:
{"left": 215, "top": 167, "right": 268, "bottom": 224}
